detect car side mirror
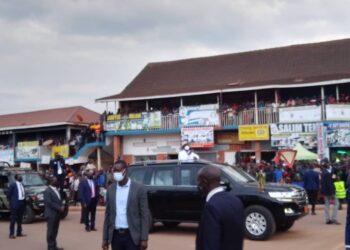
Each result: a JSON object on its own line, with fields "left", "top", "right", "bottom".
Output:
{"left": 220, "top": 181, "right": 231, "bottom": 192}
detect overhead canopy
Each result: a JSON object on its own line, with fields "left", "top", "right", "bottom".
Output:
{"left": 293, "top": 143, "right": 318, "bottom": 161}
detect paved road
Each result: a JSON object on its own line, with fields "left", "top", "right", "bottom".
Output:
{"left": 0, "top": 206, "right": 347, "bottom": 250}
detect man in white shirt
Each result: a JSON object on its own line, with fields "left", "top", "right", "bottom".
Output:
{"left": 178, "top": 144, "right": 200, "bottom": 161}
{"left": 7, "top": 174, "right": 27, "bottom": 239}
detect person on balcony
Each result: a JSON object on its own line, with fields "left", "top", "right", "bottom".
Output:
{"left": 178, "top": 144, "right": 200, "bottom": 161}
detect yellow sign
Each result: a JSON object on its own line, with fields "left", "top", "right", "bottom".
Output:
{"left": 52, "top": 145, "right": 69, "bottom": 158}
{"left": 128, "top": 113, "right": 142, "bottom": 119}
{"left": 107, "top": 114, "right": 121, "bottom": 121}
{"left": 239, "top": 125, "right": 269, "bottom": 141}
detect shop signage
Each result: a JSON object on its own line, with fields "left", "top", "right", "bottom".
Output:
{"left": 52, "top": 145, "right": 69, "bottom": 158}
{"left": 181, "top": 127, "right": 214, "bottom": 148}
{"left": 179, "top": 104, "right": 219, "bottom": 127}
{"left": 325, "top": 122, "right": 350, "bottom": 147}
{"left": 238, "top": 125, "right": 269, "bottom": 141}
{"left": 279, "top": 106, "right": 321, "bottom": 123}
{"left": 326, "top": 104, "right": 350, "bottom": 120}
{"left": 270, "top": 123, "right": 317, "bottom": 149}
{"left": 0, "top": 149, "right": 14, "bottom": 165}
{"left": 16, "top": 141, "right": 39, "bottom": 159}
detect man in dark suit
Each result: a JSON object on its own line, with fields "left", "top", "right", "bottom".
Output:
{"left": 196, "top": 166, "right": 244, "bottom": 250}
{"left": 81, "top": 168, "right": 99, "bottom": 232}
{"left": 7, "top": 174, "right": 27, "bottom": 239}
{"left": 304, "top": 164, "right": 320, "bottom": 215}
{"left": 44, "top": 176, "right": 64, "bottom": 250}
{"left": 102, "top": 160, "right": 149, "bottom": 250}
{"left": 50, "top": 153, "right": 66, "bottom": 190}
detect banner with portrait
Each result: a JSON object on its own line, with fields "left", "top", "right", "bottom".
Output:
{"left": 179, "top": 104, "right": 219, "bottom": 127}
{"left": 16, "top": 141, "right": 39, "bottom": 159}
{"left": 325, "top": 122, "right": 350, "bottom": 147}
{"left": 181, "top": 127, "right": 214, "bottom": 148}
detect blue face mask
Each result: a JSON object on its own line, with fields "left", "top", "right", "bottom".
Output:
{"left": 113, "top": 171, "right": 125, "bottom": 182}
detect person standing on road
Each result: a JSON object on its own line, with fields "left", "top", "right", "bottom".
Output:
{"left": 7, "top": 174, "right": 27, "bottom": 239}
{"left": 81, "top": 169, "right": 99, "bottom": 232}
{"left": 50, "top": 153, "right": 66, "bottom": 190}
{"left": 304, "top": 164, "right": 320, "bottom": 215}
{"left": 320, "top": 159, "right": 340, "bottom": 225}
{"left": 102, "top": 160, "right": 149, "bottom": 250}
{"left": 196, "top": 166, "right": 244, "bottom": 250}
{"left": 44, "top": 176, "right": 64, "bottom": 250}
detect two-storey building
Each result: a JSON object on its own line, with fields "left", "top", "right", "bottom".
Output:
{"left": 97, "top": 38, "right": 350, "bottom": 164}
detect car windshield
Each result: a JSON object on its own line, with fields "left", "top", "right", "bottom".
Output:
{"left": 210, "top": 162, "right": 257, "bottom": 183}
{"left": 21, "top": 173, "right": 45, "bottom": 187}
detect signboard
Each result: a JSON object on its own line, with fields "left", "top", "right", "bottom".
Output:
{"left": 105, "top": 112, "right": 162, "bottom": 131}
{"left": 279, "top": 106, "right": 321, "bottom": 123}
{"left": 179, "top": 104, "right": 219, "bottom": 127}
{"left": 270, "top": 123, "right": 317, "bottom": 149}
{"left": 181, "top": 127, "right": 214, "bottom": 148}
{"left": 16, "top": 141, "right": 39, "bottom": 159}
{"left": 0, "top": 149, "right": 14, "bottom": 166}
{"left": 325, "top": 122, "right": 350, "bottom": 147}
{"left": 238, "top": 125, "right": 269, "bottom": 141}
{"left": 216, "top": 132, "right": 244, "bottom": 144}
{"left": 326, "top": 104, "right": 350, "bottom": 120}
{"left": 52, "top": 145, "right": 69, "bottom": 158}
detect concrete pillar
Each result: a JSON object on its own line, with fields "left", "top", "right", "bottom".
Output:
{"left": 97, "top": 147, "right": 102, "bottom": 170}
{"left": 336, "top": 85, "right": 339, "bottom": 102}
{"left": 180, "top": 97, "right": 183, "bottom": 107}
{"left": 255, "top": 141, "right": 261, "bottom": 164}
{"left": 274, "top": 89, "right": 279, "bottom": 104}
{"left": 66, "top": 127, "right": 71, "bottom": 144}
{"left": 254, "top": 91, "right": 258, "bottom": 124}
{"left": 321, "top": 86, "right": 325, "bottom": 120}
{"left": 113, "top": 136, "right": 122, "bottom": 162}
{"left": 146, "top": 100, "right": 149, "bottom": 111}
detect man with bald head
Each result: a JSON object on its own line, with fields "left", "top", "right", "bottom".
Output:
{"left": 196, "top": 166, "right": 244, "bottom": 250}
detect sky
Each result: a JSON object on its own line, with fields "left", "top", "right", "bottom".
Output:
{"left": 1, "top": 0, "right": 350, "bottom": 115}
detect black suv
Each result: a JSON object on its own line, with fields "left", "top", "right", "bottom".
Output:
{"left": 0, "top": 162, "right": 69, "bottom": 223}
{"left": 128, "top": 160, "right": 308, "bottom": 241}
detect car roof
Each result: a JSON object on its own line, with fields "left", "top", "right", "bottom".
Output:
{"left": 130, "top": 160, "right": 227, "bottom": 169}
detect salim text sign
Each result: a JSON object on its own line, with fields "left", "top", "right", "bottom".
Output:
{"left": 238, "top": 125, "right": 269, "bottom": 141}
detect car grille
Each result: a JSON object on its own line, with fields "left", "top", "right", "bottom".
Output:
{"left": 292, "top": 190, "right": 308, "bottom": 205}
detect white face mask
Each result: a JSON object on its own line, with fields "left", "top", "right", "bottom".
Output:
{"left": 113, "top": 171, "right": 125, "bottom": 182}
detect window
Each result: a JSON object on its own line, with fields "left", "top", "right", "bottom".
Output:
{"left": 180, "top": 169, "right": 192, "bottom": 186}
{"left": 151, "top": 169, "right": 174, "bottom": 186}
{"left": 129, "top": 169, "right": 147, "bottom": 184}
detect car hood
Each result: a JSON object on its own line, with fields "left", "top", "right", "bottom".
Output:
{"left": 240, "top": 182, "right": 304, "bottom": 193}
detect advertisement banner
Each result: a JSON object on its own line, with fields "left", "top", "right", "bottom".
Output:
{"left": 179, "top": 104, "right": 219, "bottom": 127}
{"left": 325, "top": 122, "right": 350, "bottom": 147}
{"left": 104, "top": 111, "right": 161, "bottom": 131}
{"left": 326, "top": 104, "right": 350, "bottom": 121}
{"left": 238, "top": 125, "right": 269, "bottom": 141}
{"left": 270, "top": 123, "right": 317, "bottom": 149}
{"left": 181, "top": 127, "right": 214, "bottom": 148}
{"left": 52, "top": 145, "right": 69, "bottom": 158}
{"left": 16, "top": 141, "right": 39, "bottom": 159}
{"left": 279, "top": 106, "right": 321, "bottom": 123}
{"left": 0, "top": 149, "right": 14, "bottom": 165}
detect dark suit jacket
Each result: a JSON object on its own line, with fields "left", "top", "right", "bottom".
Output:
{"left": 103, "top": 181, "right": 149, "bottom": 246}
{"left": 196, "top": 191, "right": 244, "bottom": 250}
{"left": 50, "top": 158, "right": 66, "bottom": 177}
{"left": 321, "top": 169, "right": 335, "bottom": 196}
{"left": 44, "top": 187, "right": 63, "bottom": 218}
{"left": 304, "top": 170, "right": 320, "bottom": 191}
{"left": 7, "top": 182, "right": 25, "bottom": 209}
{"left": 81, "top": 179, "right": 99, "bottom": 205}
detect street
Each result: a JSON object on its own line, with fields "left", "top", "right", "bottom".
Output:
{"left": 0, "top": 206, "right": 346, "bottom": 250}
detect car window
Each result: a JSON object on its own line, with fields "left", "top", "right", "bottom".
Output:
{"left": 151, "top": 168, "right": 174, "bottom": 186}
{"left": 179, "top": 168, "right": 192, "bottom": 186}
{"left": 129, "top": 168, "right": 147, "bottom": 184}
{"left": 21, "top": 173, "right": 45, "bottom": 187}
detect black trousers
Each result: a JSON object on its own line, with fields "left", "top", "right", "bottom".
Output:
{"left": 47, "top": 215, "right": 60, "bottom": 250}
{"left": 84, "top": 199, "right": 98, "bottom": 230}
{"left": 112, "top": 230, "right": 139, "bottom": 250}
{"left": 9, "top": 201, "right": 25, "bottom": 236}
{"left": 80, "top": 201, "right": 86, "bottom": 223}
{"left": 307, "top": 190, "right": 318, "bottom": 213}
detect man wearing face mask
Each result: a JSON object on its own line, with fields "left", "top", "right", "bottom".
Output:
{"left": 81, "top": 169, "right": 99, "bottom": 232}
{"left": 7, "top": 174, "right": 27, "bottom": 239}
{"left": 178, "top": 143, "right": 200, "bottom": 161}
{"left": 196, "top": 166, "right": 244, "bottom": 250}
{"left": 102, "top": 160, "right": 149, "bottom": 250}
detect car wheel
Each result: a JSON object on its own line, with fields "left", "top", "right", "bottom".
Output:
{"left": 162, "top": 222, "right": 180, "bottom": 228}
{"left": 60, "top": 205, "right": 69, "bottom": 220}
{"left": 23, "top": 205, "right": 35, "bottom": 224}
{"left": 277, "top": 220, "right": 294, "bottom": 232}
{"left": 244, "top": 205, "right": 276, "bottom": 241}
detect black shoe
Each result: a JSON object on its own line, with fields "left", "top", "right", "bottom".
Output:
{"left": 311, "top": 211, "right": 316, "bottom": 215}
{"left": 90, "top": 228, "right": 97, "bottom": 231}
{"left": 85, "top": 227, "right": 90, "bottom": 232}
{"left": 17, "top": 233, "right": 27, "bottom": 237}
{"left": 326, "top": 220, "right": 333, "bottom": 224}
{"left": 55, "top": 247, "right": 64, "bottom": 250}
{"left": 9, "top": 235, "right": 16, "bottom": 239}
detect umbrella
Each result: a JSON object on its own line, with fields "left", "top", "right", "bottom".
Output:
{"left": 293, "top": 143, "right": 318, "bottom": 161}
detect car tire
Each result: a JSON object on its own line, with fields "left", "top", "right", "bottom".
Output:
{"left": 23, "top": 205, "right": 35, "bottom": 224}
{"left": 277, "top": 220, "right": 294, "bottom": 232}
{"left": 162, "top": 222, "right": 180, "bottom": 228}
{"left": 60, "top": 205, "right": 69, "bottom": 220}
{"left": 244, "top": 205, "right": 276, "bottom": 241}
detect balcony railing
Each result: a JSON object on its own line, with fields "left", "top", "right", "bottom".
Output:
{"left": 221, "top": 108, "right": 279, "bottom": 126}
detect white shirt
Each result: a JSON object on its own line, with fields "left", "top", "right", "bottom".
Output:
{"left": 206, "top": 186, "right": 225, "bottom": 202}
{"left": 88, "top": 179, "right": 96, "bottom": 198}
{"left": 16, "top": 181, "right": 25, "bottom": 200}
{"left": 178, "top": 150, "right": 200, "bottom": 161}
{"left": 49, "top": 185, "right": 61, "bottom": 200}
{"left": 72, "top": 179, "right": 80, "bottom": 191}
{"left": 57, "top": 161, "right": 63, "bottom": 175}
{"left": 115, "top": 179, "right": 131, "bottom": 229}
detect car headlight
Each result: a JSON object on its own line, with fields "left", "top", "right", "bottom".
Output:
{"left": 36, "top": 194, "right": 44, "bottom": 200}
{"left": 268, "top": 191, "right": 295, "bottom": 202}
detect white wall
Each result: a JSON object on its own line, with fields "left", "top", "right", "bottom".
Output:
{"left": 123, "top": 134, "right": 181, "bottom": 155}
